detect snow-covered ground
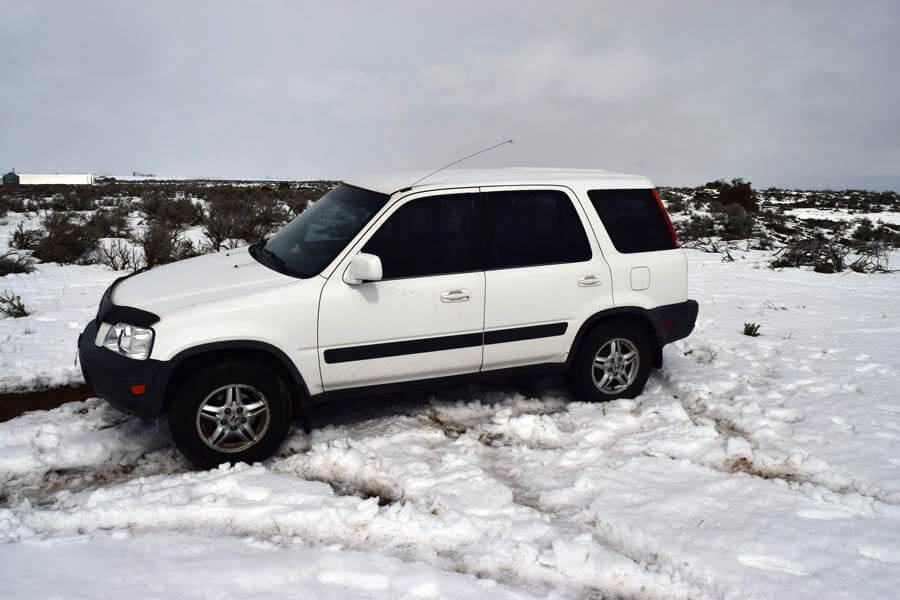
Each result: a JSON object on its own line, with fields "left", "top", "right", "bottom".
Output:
{"left": 1, "top": 248, "right": 899, "bottom": 598}
{"left": 783, "top": 207, "right": 900, "bottom": 225}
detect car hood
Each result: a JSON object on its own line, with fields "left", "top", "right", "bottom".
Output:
{"left": 111, "top": 246, "right": 297, "bottom": 315}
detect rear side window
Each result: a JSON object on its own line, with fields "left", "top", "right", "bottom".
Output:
{"left": 587, "top": 189, "right": 677, "bottom": 253}
{"left": 481, "top": 190, "right": 591, "bottom": 269}
{"left": 362, "top": 193, "right": 477, "bottom": 279}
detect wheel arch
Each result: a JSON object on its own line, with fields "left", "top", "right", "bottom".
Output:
{"left": 161, "top": 340, "right": 311, "bottom": 418}
{"left": 567, "top": 307, "right": 664, "bottom": 369}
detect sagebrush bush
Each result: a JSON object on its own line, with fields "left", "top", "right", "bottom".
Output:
{"left": 203, "top": 186, "right": 289, "bottom": 250}
{"left": 140, "top": 192, "right": 204, "bottom": 228}
{"left": 135, "top": 220, "right": 201, "bottom": 269}
{"left": 100, "top": 240, "right": 140, "bottom": 271}
{"left": 0, "top": 252, "right": 34, "bottom": 276}
{"left": 87, "top": 205, "right": 131, "bottom": 238}
{"left": 0, "top": 290, "right": 29, "bottom": 318}
{"left": 32, "top": 212, "right": 100, "bottom": 265}
{"left": 720, "top": 204, "right": 755, "bottom": 239}
{"left": 849, "top": 242, "right": 893, "bottom": 273}
{"left": 743, "top": 322, "right": 761, "bottom": 337}
{"left": 771, "top": 233, "right": 849, "bottom": 273}
{"left": 48, "top": 188, "right": 97, "bottom": 212}
{"left": 676, "top": 215, "right": 716, "bottom": 240}
{"left": 658, "top": 190, "right": 686, "bottom": 213}
{"left": 11, "top": 222, "right": 44, "bottom": 250}
{"left": 705, "top": 178, "right": 758, "bottom": 212}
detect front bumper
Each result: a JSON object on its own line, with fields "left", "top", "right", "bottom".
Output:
{"left": 78, "top": 320, "right": 168, "bottom": 419}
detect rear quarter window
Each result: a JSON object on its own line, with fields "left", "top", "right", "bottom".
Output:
{"left": 587, "top": 189, "right": 676, "bottom": 253}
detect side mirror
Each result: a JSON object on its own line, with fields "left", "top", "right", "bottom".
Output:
{"left": 344, "top": 252, "right": 383, "bottom": 284}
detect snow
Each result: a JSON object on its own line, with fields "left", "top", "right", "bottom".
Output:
{"left": 783, "top": 207, "right": 900, "bottom": 225}
{"left": 2, "top": 247, "right": 900, "bottom": 598}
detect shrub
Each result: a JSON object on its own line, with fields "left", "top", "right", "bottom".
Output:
{"left": 720, "top": 204, "right": 755, "bottom": 239}
{"left": 0, "top": 193, "right": 26, "bottom": 214}
{"left": 676, "top": 215, "right": 716, "bottom": 240}
{"left": 100, "top": 240, "right": 140, "bottom": 272}
{"left": 706, "top": 178, "right": 758, "bottom": 212}
{"left": 32, "top": 212, "right": 100, "bottom": 265}
{"left": 849, "top": 242, "right": 893, "bottom": 273}
{"left": 204, "top": 186, "right": 289, "bottom": 250}
{"left": 658, "top": 189, "right": 686, "bottom": 213}
{"left": 87, "top": 205, "right": 131, "bottom": 238}
{"left": 135, "top": 221, "right": 201, "bottom": 269}
{"left": 140, "top": 192, "right": 203, "bottom": 228}
{"left": 771, "top": 233, "right": 849, "bottom": 273}
{"left": 136, "top": 220, "right": 180, "bottom": 269}
{"left": 49, "top": 187, "right": 97, "bottom": 212}
{"left": 0, "top": 251, "right": 34, "bottom": 276}
{"left": 743, "top": 322, "right": 761, "bottom": 337}
{"left": 11, "top": 222, "right": 44, "bottom": 250}
{"left": 0, "top": 290, "right": 29, "bottom": 318}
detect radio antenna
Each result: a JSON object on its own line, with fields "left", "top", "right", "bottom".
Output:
{"left": 410, "top": 139, "right": 514, "bottom": 188}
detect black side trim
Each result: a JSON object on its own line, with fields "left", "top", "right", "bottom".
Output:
{"left": 322, "top": 322, "right": 569, "bottom": 364}
{"left": 324, "top": 332, "right": 483, "bottom": 364}
{"left": 485, "top": 322, "right": 567, "bottom": 344}
{"left": 311, "top": 363, "right": 566, "bottom": 405}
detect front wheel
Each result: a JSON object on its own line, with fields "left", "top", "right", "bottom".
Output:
{"left": 169, "top": 360, "right": 292, "bottom": 468}
{"left": 568, "top": 322, "right": 652, "bottom": 402}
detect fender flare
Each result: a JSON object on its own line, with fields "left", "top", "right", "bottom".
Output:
{"left": 566, "top": 307, "right": 666, "bottom": 369}
{"left": 160, "top": 340, "right": 311, "bottom": 407}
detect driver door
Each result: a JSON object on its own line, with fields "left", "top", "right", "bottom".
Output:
{"left": 317, "top": 189, "right": 484, "bottom": 390}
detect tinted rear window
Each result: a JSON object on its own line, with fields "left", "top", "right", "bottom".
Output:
{"left": 587, "top": 189, "right": 676, "bottom": 253}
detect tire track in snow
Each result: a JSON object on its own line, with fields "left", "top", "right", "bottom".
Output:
{"left": 654, "top": 367, "right": 900, "bottom": 508}
{"left": 424, "top": 406, "right": 722, "bottom": 600}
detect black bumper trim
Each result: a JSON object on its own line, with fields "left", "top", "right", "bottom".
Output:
{"left": 78, "top": 320, "right": 168, "bottom": 419}
{"left": 650, "top": 299, "right": 699, "bottom": 344}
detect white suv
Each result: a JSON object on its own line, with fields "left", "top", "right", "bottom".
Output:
{"left": 79, "top": 168, "right": 697, "bottom": 466}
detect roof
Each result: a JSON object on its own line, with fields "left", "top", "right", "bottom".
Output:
{"left": 344, "top": 167, "right": 653, "bottom": 195}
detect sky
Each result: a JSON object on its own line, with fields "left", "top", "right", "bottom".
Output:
{"left": 1, "top": 1, "right": 898, "bottom": 190}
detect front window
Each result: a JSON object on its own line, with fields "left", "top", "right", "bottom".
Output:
{"left": 362, "top": 193, "right": 477, "bottom": 279}
{"left": 253, "top": 183, "right": 389, "bottom": 278}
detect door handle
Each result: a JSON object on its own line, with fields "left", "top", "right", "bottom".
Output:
{"left": 440, "top": 289, "right": 471, "bottom": 303}
{"left": 577, "top": 275, "right": 602, "bottom": 287}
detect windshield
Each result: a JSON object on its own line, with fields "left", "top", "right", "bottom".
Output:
{"left": 253, "top": 183, "right": 389, "bottom": 278}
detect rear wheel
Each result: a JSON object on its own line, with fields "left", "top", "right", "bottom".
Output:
{"left": 169, "top": 360, "right": 292, "bottom": 468}
{"left": 568, "top": 321, "right": 652, "bottom": 402}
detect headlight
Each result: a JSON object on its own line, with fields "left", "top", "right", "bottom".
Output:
{"left": 103, "top": 323, "right": 154, "bottom": 360}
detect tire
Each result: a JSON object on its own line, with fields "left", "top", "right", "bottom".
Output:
{"left": 169, "top": 360, "right": 293, "bottom": 468}
{"left": 568, "top": 321, "right": 652, "bottom": 402}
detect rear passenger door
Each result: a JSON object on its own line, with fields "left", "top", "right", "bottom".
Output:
{"left": 479, "top": 187, "right": 613, "bottom": 370}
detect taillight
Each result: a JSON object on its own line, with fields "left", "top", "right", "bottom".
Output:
{"left": 652, "top": 189, "right": 678, "bottom": 248}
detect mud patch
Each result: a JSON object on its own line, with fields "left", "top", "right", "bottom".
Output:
{"left": 723, "top": 456, "right": 800, "bottom": 481}
{"left": 2, "top": 449, "right": 187, "bottom": 508}
{"left": 322, "top": 477, "right": 401, "bottom": 506}
{"left": 423, "top": 408, "right": 468, "bottom": 439}
{"left": 0, "top": 385, "right": 92, "bottom": 422}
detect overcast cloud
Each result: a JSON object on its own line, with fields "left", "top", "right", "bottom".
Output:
{"left": 1, "top": 0, "right": 898, "bottom": 189}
